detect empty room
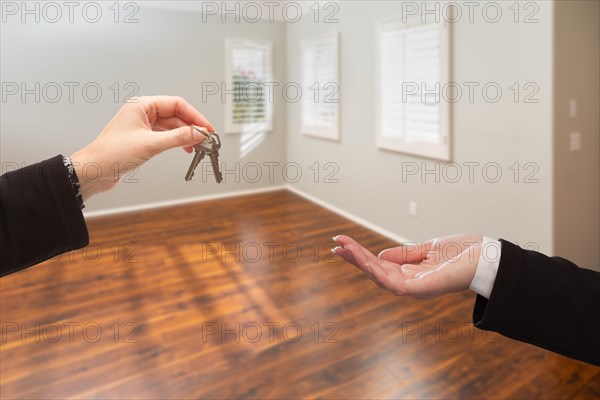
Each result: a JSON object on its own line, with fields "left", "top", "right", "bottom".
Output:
{"left": 1, "top": 0, "right": 599, "bottom": 399}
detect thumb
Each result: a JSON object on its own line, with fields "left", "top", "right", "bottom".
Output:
{"left": 153, "top": 125, "right": 205, "bottom": 152}
{"left": 378, "top": 242, "right": 428, "bottom": 264}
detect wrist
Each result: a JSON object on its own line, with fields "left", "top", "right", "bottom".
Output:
{"left": 71, "top": 147, "right": 119, "bottom": 202}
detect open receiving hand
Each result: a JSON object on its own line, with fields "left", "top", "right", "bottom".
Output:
{"left": 71, "top": 96, "right": 215, "bottom": 201}
{"left": 332, "top": 234, "right": 483, "bottom": 299}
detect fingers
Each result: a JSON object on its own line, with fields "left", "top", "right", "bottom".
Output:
{"left": 153, "top": 125, "right": 206, "bottom": 152}
{"left": 332, "top": 235, "right": 407, "bottom": 294}
{"left": 332, "top": 242, "right": 371, "bottom": 270}
{"left": 331, "top": 245, "right": 356, "bottom": 265}
{"left": 336, "top": 244, "right": 383, "bottom": 286}
{"left": 331, "top": 235, "right": 377, "bottom": 276}
{"left": 333, "top": 235, "right": 379, "bottom": 264}
{"left": 141, "top": 96, "right": 216, "bottom": 132}
{"left": 378, "top": 241, "right": 430, "bottom": 264}
{"left": 154, "top": 117, "right": 198, "bottom": 154}
{"left": 152, "top": 116, "right": 188, "bottom": 132}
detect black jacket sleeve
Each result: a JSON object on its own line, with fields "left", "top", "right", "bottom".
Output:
{"left": 0, "top": 155, "right": 89, "bottom": 276}
{"left": 473, "top": 239, "right": 600, "bottom": 366}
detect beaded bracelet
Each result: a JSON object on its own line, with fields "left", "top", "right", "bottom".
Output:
{"left": 62, "top": 155, "right": 85, "bottom": 210}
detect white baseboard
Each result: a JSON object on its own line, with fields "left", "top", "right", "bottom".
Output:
{"left": 286, "top": 186, "right": 410, "bottom": 244}
{"left": 83, "top": 185, "right": 287, "bottom": 219}
{"left": 83, "top": 184, "right": 410, "bottom": 244}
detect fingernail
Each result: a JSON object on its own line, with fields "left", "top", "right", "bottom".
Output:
{"left": 332, "top": 236, "right": 339, "bottom": 242}
{"left": 378, "top": 248, "right": 392, "bottom": 259}
{"left": 331, "top": 246, "right": 339, "bottom": 254}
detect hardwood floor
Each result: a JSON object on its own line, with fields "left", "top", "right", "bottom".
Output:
{"left": 1, "top": 189, "right": 598, "bottom": 399}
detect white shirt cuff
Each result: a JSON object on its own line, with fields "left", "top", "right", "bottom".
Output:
{"left": 469, "top": 237, "right": 502, "bottom": 299}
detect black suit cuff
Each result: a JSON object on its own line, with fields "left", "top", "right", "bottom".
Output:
{"left": 0, "top": 155, "right": 89, "bottom": 276}
{"left": 473, "top": 239, "right": 520, "bottom": 331}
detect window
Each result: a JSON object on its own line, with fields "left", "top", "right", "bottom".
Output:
{"left": 301, "top": 32, "right": 340, "bottom": 141}
{"left": 376, "top": 18, "right": 451, "bottom": 160}
{"left": 225, "top": 39, "right": 273, "bottom": 134}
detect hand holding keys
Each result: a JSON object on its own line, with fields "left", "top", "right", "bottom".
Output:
{"left": 185, "top": 126, "right": 223, "bottom": 183}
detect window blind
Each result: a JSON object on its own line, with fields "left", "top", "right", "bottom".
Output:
{"left": 225, "top": 39, "right": 273, "bottom": 134}
{"left": 381, "top": 23, "right": 441, "bottom": 144}
{"left": 301, "top": 32, "right": 339, "bottom": 140}
{"left": 232, "top": 46, "right": 269, "bottom": 125}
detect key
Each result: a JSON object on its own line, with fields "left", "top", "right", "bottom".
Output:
{"left": 207, "top": 132, "right": 222, "bottom": 183}
{"left": 209, "top": 150, "right": 223, "bottom": 183}
{"left": 184, "top": 144, "right": 206, "bottom": 181}
{"left": 184, "top": 126, "right": 210, "bottom": 181}
{"left": 184, "top": 126, "right": 223, "bottom": 183}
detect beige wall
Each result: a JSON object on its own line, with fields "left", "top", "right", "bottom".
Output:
{"left": 553, "top": 1, "right": 600, "bottom": 270}
{"left": 286, "top": 1, "right": 555, "bottom": 253}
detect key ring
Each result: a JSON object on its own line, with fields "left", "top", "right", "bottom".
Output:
{"left": 192, "top": 125, "right": 221, "bottom": 150}
{"left": 191, "top": 125, "right": 212, "bottom": 139}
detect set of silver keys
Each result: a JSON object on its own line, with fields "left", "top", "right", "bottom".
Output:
{"left": 184, "top": 125, "right": 223, "bottom": 183}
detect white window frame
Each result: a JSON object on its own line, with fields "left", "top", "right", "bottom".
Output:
{"left": 224, "top": 39, "right": 273, "bottom": 134}
{"left": 300, "top": 32, "right": 340, "bottom": 141}
{"left": 375, "top": 17, "right": 451, "bottom": 161}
